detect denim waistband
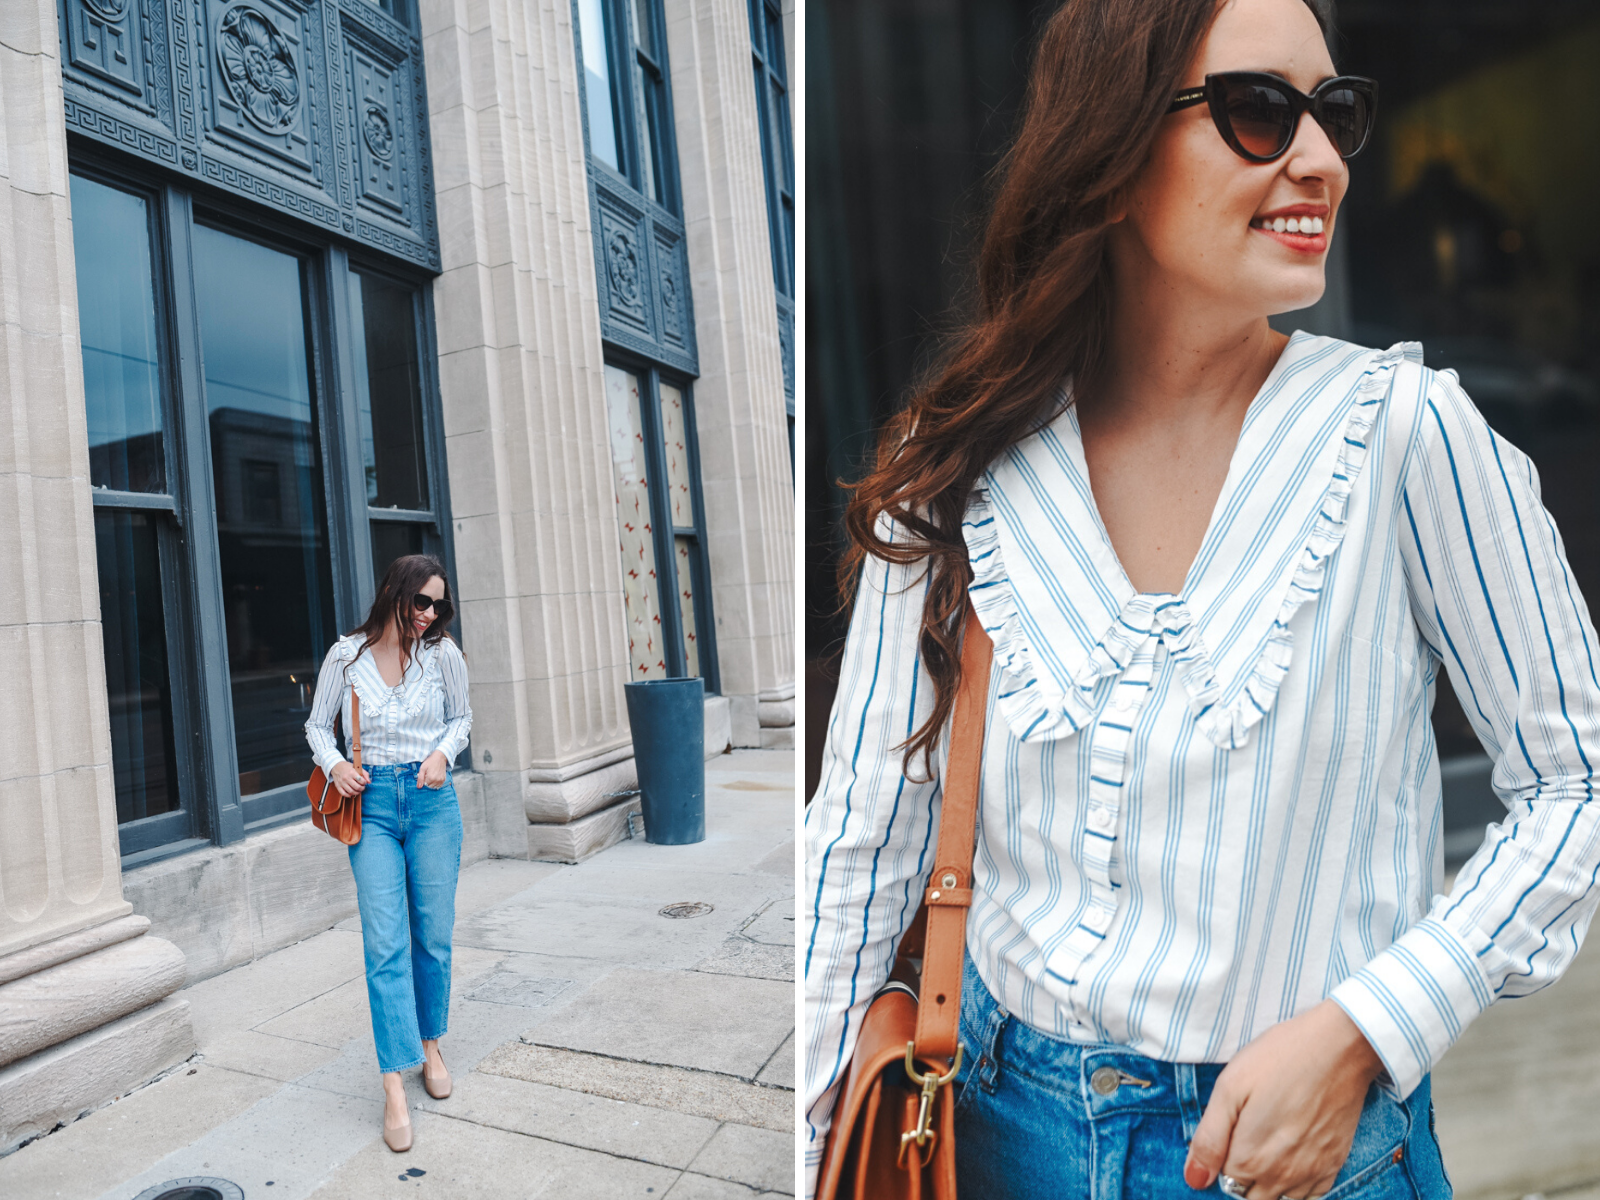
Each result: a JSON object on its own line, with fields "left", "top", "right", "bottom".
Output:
{"left": 364, "top": 761, "right": 424, "bottom": 777}
{"left": 959, "top": 953, "right": 1225, "bottom": 1133}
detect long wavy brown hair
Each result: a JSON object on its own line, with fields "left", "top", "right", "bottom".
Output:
{"left": 345, "top": 553, "right": 456, "bottom": 676}
{"left": 841, "top": 0, "right": 1327, "bottom": 777}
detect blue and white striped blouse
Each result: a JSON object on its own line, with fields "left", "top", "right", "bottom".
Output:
{"left": 304, "top": 634, "right": 473, "bottom": 773}
{"left": 803, "top": 331, "right": 1600, "bottom": 1193}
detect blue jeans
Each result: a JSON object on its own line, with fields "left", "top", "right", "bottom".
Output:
{"left": 347, "top": 763, "right": 462, "bottom": 1074}
{"left": 953, "top": 955, "right": 1452, "bottom": 1199}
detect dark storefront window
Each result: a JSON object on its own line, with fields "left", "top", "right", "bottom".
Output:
{"left": 68, "top": 174, "right": 452, "bottom": 858}
{"left": 349, "top": 269, "right": 443, "bottom": 580}
{"left": 94, "top": 509, "right": 180, "bottom": 826}
{"left": 73, "top": 172, "right": 193, "bottom": 854}
{"left": 76, "top": 178, "right": 165, "bottom": 495}
{"left": 193, "top": 226, "right": 338, "bottom": 799}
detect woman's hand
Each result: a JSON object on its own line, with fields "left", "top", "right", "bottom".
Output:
{"left": 1184, "top": 1000, "right": 1385, "bottom": 1199}
{"left": 418, "top": 750, "right": 450, "bottom": 789}
{"left": 330, "top": 760, "right": 369, "bottom": 798}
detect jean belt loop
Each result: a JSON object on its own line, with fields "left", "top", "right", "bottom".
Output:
{"left": 1176, "top": 1062, "right": 1202, "bottom": 1141}
{"left": 977, "top": 1004, "right": 1007, "bottom": 1093}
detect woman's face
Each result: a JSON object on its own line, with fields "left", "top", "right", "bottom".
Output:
{"left": 409, "top": 576, "right": 446, "bottom": 638}
{"left": 1111, "top": 0, "right": 1346, "bottom": 320}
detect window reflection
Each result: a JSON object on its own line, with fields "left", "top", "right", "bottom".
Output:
{"left": 95, "top": 510, "right": 180, "bottom": 823}
{"left": 578, "top": 0, "right": 623, "bottom": 171}
{"left": 70, "top": 174, "right": 165, "bottom": 494}
{"left": 371, "top": 520, "right": 425, "bottom": 584}
{"left": 351, "top": 271, "right": 429, "bottom": 511}
{"left": 192, "top": 225, "right": 336, "bottom": 796}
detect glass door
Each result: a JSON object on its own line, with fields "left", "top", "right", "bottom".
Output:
{"left": 191, "top": 225, "right": 338, "bottom": 811}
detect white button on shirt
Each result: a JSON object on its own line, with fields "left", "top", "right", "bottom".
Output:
{"left": 304, "top": 634, "right": 473, "bottom": 773}
{"left": 803, "top": 332, "right": 1600, "bottom": 1196}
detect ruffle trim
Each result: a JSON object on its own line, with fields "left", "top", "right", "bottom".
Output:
{"left": 334, "top": 635, "right": 444, "bottom": 718}
{"left": 965, "top": 342, "right": 1414, "bottom": 750}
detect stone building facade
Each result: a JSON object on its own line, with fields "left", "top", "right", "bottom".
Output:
{"left": 0, "top": 0, "right": 795, "bottom": 1151}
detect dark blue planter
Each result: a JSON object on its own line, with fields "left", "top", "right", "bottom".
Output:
{"left": 624, "top": 677, "right": 706, "bottom": 845}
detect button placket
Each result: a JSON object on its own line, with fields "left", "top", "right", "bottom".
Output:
{"left": 1047, "top": 635, "right": 1159, "bottom": 1002}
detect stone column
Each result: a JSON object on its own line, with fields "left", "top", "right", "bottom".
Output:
{"left": 662, "top": 0, "right": 797, "bottom": 747}
{"left": 420, "top": 0, "right": 643, "bottom": 861}
{"left": 0, "top": 0, "right": 191, "bottom": 1151}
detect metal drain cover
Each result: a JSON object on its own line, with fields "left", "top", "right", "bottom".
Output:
{"left": 659, "top": 901, "right": 714, "bottom": 919}
{"left": 134, "top": 1180, "right": 244, "bottom": 1200}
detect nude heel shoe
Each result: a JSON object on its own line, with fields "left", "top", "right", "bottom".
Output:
{"left": 423, "top": 1055, "right": 452, "bottom": 1100}
{"left": 384, "top": 1092, "right": 413, "bottom": 1152}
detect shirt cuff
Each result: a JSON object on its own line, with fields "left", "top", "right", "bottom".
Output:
{"left": 1328, "top": 915, "right": 1497, "bottom": 1099}
{"left": 313, "top": 747, "right": 348, "bottom": 777}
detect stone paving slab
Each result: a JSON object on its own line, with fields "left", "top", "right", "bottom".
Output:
{"left": 416, "top": 1069, "right": 720, "bottom": 1168}
{"left": 201, "top": 1030, "right": 341, "bottom": 1082}
{"left": 755, "top": 1031, "right": 794, "bottom": 1090}
{"left": 181, "top": 929, "right": 367, "bottom": 1048}
{"left": 694, "top": 937, "right": 794, "bottom": 982}
{"left": 687, "top": 1122, "right": 793, "bottom": 1193}
{"left": 525, "top": 967, "right": 793, "bottom": 1079}
{"left": 480, "top": 1042, "right": 792, "bottom": 1132}
{"left": 454, "top": 881, "right": 780, "bottom": 969}
{"left": 99, "top": 1081, "right": 387, "bottom": 1200}
{"left": 0, "top": 1063, "right": 276, "bottom": 1200}
{"left": 306, "top": 1107, "right": 680, "bottom": 1199}
{"left": 665, "top": 1172, "right": 788, "bottom": 1199}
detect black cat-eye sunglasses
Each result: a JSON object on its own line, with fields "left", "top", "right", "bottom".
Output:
{"left": 1167, "top": 71, "right": 1378, "bottom": 163}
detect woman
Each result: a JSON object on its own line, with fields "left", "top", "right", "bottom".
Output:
{"left": 305, "top": 553, "right": 473, "bottom": 1154}
{"left": 805, "top": 0, "right": 1600, "bottom": 1197}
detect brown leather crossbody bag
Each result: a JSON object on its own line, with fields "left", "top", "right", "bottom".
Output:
{"left": 817, "top": 604, "right": 993, "bottom": 1200}
{"left": 308, "top": 689, "right": 363, "bottom": 845}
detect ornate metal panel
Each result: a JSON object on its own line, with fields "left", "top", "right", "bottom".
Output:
{"left": 590, "top": 175, "right": 697, "bottom": 377}
{"left": 58, "top": 0, "right": 440, "bottom": 271}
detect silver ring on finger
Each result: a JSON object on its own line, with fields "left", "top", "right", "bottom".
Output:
{"left": 1218, "top": 1175, "right": 1251, "bottom": 1199}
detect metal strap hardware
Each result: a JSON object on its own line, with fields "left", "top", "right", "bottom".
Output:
{"left": 898, "top": 1040, "right": 965, "bottom": 1166}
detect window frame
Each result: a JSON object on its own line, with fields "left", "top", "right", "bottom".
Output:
{"left": 68, "top": 141, "right": 458, "bottom": 864}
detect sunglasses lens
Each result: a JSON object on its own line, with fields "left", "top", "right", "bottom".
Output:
{"left": 1222, "top": 81, "right": 1294, "bottom": 159}
{"left": 414, "top": 593, "right": 452, "bottom": 620}
{"left": 1316, "top": 86, "right": 1371, "bottom": 157}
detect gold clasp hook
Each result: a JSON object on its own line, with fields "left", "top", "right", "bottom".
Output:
{"left": 898, "top": 1041, "right": 964, "bottom": 1166}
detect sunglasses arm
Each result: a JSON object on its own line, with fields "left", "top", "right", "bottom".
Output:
{"left": 1167, "top": 87, "right": 1207, "bottom": 113}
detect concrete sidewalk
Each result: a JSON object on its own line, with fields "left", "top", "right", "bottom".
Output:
{"left": 0, "top": 749, "right": 796, "bottom": 1200}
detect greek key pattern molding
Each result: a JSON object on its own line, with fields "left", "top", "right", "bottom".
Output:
{"left": 57, "top": 0, "right": 440, "bottom": 271}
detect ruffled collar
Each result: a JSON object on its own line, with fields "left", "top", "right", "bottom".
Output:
{"left": 965, "top": 332, "right": 1423, "bottom": 750}
{"left": 336, "top": 635, "right": 443, "bottom": 718}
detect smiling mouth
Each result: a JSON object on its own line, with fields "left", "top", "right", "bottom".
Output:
{"left": 1252, "top": 215, "right": 1325, "bottom": 235}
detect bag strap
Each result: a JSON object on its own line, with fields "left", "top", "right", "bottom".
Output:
{"left": 912, "top": 603, "right": 992, "bottom": 1062}
{"left": 350, "top": 689, "right": 363, "bottom": 772}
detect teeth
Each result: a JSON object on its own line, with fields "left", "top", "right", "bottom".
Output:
{"left": 1255, "top": 216, "right": 1325, "bottom": 234}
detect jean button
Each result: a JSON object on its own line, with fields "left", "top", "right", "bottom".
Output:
{"left": 1091, "top": 1066, "right": 1120, "bottom": 1096}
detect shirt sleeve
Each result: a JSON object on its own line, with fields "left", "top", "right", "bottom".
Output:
{"left": 1330, "top": 366, "right": 1600, "bottom": 1099}
{"left": 304, "top": 640, "right": 350, "bottom": 776}
{"left": 803, "top": 529, "right": 942, "bottom": 1198}
{"left": 430, "top": 637, "right": 473, "bottom": 764}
